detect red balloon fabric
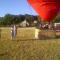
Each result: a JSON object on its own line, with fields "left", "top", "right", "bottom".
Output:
{"left": 27, "top": 0, "right": 60, "bottom": 22}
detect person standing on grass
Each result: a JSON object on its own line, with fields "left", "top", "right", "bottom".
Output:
{"left": 0, "top": 28, "right": 1, "bottom": 39}
{"left": 11, "top": 26, "right": 13, "bottom": 40}
{"left": 11, "top": 24, "right": 17, "bottom": 40}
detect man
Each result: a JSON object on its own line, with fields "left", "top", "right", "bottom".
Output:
{"left": 11, "top": 24, "right": 17, "bottom": 40}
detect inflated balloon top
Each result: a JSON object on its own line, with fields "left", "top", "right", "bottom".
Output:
{"left": 27, "top": 0, "right": 60, "bottom": 22}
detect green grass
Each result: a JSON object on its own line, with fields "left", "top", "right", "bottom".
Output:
{"left": 0, "top": 27, "right": 60, "bottom": 40}
{"left": 0, "top": 27, "right": 36, "bottom": 40}
{"left": 0, "top": 27, "right": 60, "bottom": 60}
{"left": 0, "top": 39, "right": 60, "bottom": 60}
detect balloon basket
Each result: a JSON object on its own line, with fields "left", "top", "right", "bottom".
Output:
{"left": 35, "top": 29, "right": 56, "bottom": 39}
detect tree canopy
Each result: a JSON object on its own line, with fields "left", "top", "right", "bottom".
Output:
{"left": 0, "top": 14, "right": 60, "bottom": 27}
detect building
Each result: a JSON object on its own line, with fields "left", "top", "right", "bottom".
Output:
{"left": 54, "top": 23, "right": 60, "bottom": 31}
{"left": 19, "top": 19, "right": 29, "bottom": 27}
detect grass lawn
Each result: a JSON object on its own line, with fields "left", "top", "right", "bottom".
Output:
{"left": 0, "top": 39, "right": 60, "bottom": 60}
{"left": 0, "top": 27, "right": 60, "bottom": 60}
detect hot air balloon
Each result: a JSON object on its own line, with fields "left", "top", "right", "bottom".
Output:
{"left": 27, "top": 0, "right": 60, "bottom": 29}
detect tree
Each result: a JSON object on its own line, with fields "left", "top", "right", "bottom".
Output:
{"left": 54, "top": 15, "right": 60, "bottom": 23}
{"left": 25, "top": 14, "right": 34, "bottom": 26}
{"left": 0, "top": 17, "right": 4, "bottom": 26}
{"left": 3, "top": 14, "right": 14, "bottom": 25}
{"left": 2, "top": 14, "right": 25, "bottom": 26}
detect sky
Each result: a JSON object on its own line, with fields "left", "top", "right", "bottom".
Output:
{"left": 0, "top": 0, "right": 37, "bottom": 17}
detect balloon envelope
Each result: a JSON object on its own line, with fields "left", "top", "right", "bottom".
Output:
{"left": 27, "top": 0, "right": 60, "bottom": 22}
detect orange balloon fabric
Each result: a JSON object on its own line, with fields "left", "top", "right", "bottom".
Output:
{"left": 27, "top": 0, "right": 60, "bottom": 22}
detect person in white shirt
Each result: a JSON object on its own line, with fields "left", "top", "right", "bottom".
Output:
{"left": 11, "top": 25, "right": 17, "bottom": 40}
